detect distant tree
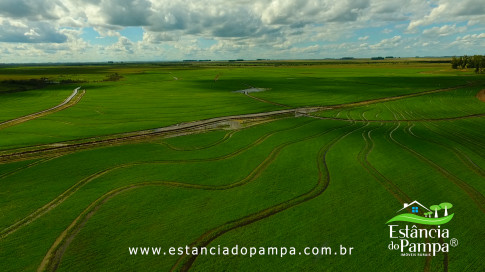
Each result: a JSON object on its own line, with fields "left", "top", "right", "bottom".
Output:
{"left": 481, "top": 56, "right": 485, "bottom": 73}
{"left": 430, "top": 205, "right": 442, "bottom": 218}
{"left": 451, "top": 56, "right": 459, "bottom": 69}
{"left": 462, "top": 55, "right": 469, "bottom": 69}
{"left": 472, "top": 55, "right": 485, "bottom": 74}
{"left": 451, "top": 55, "right": 485, "bottom": 72}
{"left": 439, "top": 202, "right": 453, "bottom": 216}
{"left": 104, "top": 73, "right": 123, "bottom": 81}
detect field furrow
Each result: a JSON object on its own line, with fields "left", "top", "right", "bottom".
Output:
{"left": 171, "top": 123, "right": 363, "bottom": 272}
{"left": 389, "top": 124, "right": 485, "bottom": 213}
{"left": 1, "top": 62, "right": 483, "bottom": 272}
{"left": 38, "top": 122, "right": 358, "bottom": 272}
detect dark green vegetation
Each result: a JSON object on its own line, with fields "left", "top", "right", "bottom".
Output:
{"left": 0, "top": 60, "right": 484, "bottom": 272}
{"left": 451, "top": 55, "right": 485, "bottom": 73}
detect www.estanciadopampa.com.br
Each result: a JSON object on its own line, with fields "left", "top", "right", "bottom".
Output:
{"left": 129, "top": 245, "right": 354, "bottom": 258}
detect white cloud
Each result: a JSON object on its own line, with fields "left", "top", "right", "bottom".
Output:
{"left": 407, "top": 0, "right": 485, "bottom": 30}
{"left": 143, "top": 31, "right": 179, "bottom": 43}
{"left": 0, "top": 0, "right": 484, "bottom": 62}
{"left": 0, "top": 19, "right": 67, "bottom": 43}
{"left": 107, "top": 36, "right": 135, "bottom": 54}
{"left": 451, "top": 33, "right": 485, "bottom": 46}
{"left": 422, "top": 24, "right": 466, "bottom": 37}
{"left": 369, "top": 35, "right": 401, "bottom": 49}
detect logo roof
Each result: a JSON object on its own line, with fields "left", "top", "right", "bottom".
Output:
{"left": 396, "top": 200, "right": 431, "bottom": 213}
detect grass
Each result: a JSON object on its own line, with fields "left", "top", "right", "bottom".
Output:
{"left": 0, "top": 60, "right": 484, "bottom": 272}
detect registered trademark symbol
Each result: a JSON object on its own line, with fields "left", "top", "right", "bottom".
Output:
{"left": 450, "top": 238, "right": 458, "bottom": 247}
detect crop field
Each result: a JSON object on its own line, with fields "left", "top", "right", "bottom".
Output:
{"left": 0, "top": 60, "right": 484, "bottom": 271}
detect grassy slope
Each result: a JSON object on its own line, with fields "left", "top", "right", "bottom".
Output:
{"left": 323, "top": 86, "right": 484, "bottom": 121}
{"left": 1, "top": 63, "right": 481, "bottom": 150}
{"left": 0, "top": 62, "right": 483, "bottom": 271}
{"left": 0, "top": 118, "right": 344, "bottom": 271}
{"left": 0, "top": 85, "right": 74, "bottom": 123}
{"left": 0, "top": 67, "right": 281, "bottom": 150}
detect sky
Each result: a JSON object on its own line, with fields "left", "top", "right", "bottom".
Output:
{"left": 0, "top": 0, "right": 484, "bottom": 63}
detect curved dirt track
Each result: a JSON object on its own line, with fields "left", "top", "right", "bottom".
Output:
{"left": 0, "top": 87, "right": 85, "bottom": 130}
{"left": 37, "top": 122, "right": 352, "bottom": 272}
{"left": 358, "top": 125, "right": 438, "bottom": 272}
{"left": 161, "top": 130, "right": 238, "bottom": 151}
{"left": 410, "top": 123, "right": 485, "bottom": 177}
{"left": 357, "top": 125, "right": 411, "bottom": 204}
{"left": 0, "top": 156, "right": 58, "bottom": 180}
{"left": 0, "top": 83, "right": 474, "bottom": 164}
{"left": 0, "top": 108, "right": 302, "bottom": 163}
{"left": 389, "top": 123, "right": 485, "bottom": 214}
{"left": 307, "top": 113, "right": 485, "bottom": 123}
{"left": 170, "top": 123, "right": 361, "bottom": 271}
{"left": 4, "top": 83, "right": 482, "bottom": 271}
{"left": 245, "top": 93, "right": 290, "bottom": 108}
{"left": 1, "top": 120, "right": 316, "bottom": 240}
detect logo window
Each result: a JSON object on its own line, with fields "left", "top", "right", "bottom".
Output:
{"left": 412, "top": 207, "right": 418, "bottom": 213}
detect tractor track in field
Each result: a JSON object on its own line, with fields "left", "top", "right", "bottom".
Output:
{"left": 423, "top": 121, "right": 485, "bottom": 154}
{"left": 360, "top": 124, "right": 437, "bottom": 272}
{"left": 1, "top": 118, "right": 316, "bottom": 166}
{"left": 306, "top": 113, "right": 485, "bottom": 123}
{"left": 405, "top": 109, "right": 485, "bottom": 153}
{"left": 0, "top": 156, "right": 62, "bottom": 180}
{"left": 37, "top": 123, "right": 355, "bottom": 272}
{"left": 1, "top": 120, "right": 319, "bottom": 240}
{"left": 382, "top": 105, "right": 443, "bottom": 271}
{"left": 161, "top": 130, "right": 239, "bottom": 151}
{"left": 358, "top": 125, "right": 411, "bottom": 204}
{"left": 408, "top": 123, "right": 485, "bottom": 178}
{"left": 401, "top": 124, "right": 450, "bottom": 272}
{"left": 170, "top": 123, "right": 362, "bottom": 272}
{"left": 250, "top": 83, "right": 471, "bottom": 111}
{"left": 9, "top": 84, "right": 476, "bottom": 270}
{"left": 245, "top": 93, "right": 291, "bottom": 108}
{"left": 1, "top": 83, "right": 471, "bottom": 164}
{"left": 390, "top": 123, "right": 485, "bottom": 213}
{"left": 0, "top": 109, "right": 307, "bottom": 164}
{"left": 0, "top": 87, "right": 85, "bottom": 130}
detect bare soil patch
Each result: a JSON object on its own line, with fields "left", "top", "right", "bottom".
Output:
{"left": 477, "top": 89, "right": 485, "bottom": 102}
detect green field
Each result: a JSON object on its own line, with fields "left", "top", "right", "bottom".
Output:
{"left": 0, "top": 60, "right": 484, "bottom": 272}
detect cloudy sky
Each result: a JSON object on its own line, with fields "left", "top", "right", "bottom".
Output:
{"left": 0, "top": 0, "right": 484, "bottom": 63}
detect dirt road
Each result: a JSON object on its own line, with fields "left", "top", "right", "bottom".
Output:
{"left": 0, "top": 87, "right": 85, "bottom": 130}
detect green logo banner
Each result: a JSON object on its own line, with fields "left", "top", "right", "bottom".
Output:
{"left": 386, "top": 213, "right": 454, "bottom": 225}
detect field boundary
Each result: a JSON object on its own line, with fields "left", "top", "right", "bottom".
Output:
{"left": 0, "top": 83, "right": 473, "bottom": 164}
{"left": 307, "top": 113, "right": 485, "bottom": 123}
{"left": 0, "top": 87, "right": 85, "bottom": 130}
{"left": 1, "top": 120, "right": 319, "bottom": 239}
{"left": 37, "top": 122, "right": 353, "bottom": 272}
{"left": 390, "top": 123, "right": 485, "bottom": 213}
{"left": 0, "top": 109, "right": 302, "bottom": 163}
{"left": 170, "top": 123, "right": 362, "bottom": 271}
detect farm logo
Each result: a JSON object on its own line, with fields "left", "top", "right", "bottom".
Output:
{"left": 386, "top": 200, "right": 458, "bottom": 257}
{"left": 386, "top": 200, "right": 454, "bottom": 225}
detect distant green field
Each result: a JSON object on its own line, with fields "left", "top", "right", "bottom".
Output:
{"left": 0, "top": 61, "right": 484, "bottom": 272}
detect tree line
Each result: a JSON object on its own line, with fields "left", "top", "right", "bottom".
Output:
{"left": 451, "top": 55, "right": 485, "bottom": 73}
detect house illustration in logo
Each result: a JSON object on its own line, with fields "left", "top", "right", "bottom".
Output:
{"left": 397, "top": 200, "right": 431, "bottom": 215}
{"left": 386, "top": 200, "right": 454, "bottom": 225}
